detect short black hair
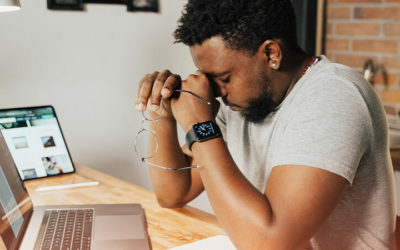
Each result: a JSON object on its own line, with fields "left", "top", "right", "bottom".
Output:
{"left": 174, "top": 0, "right": 299, "bottom": 55}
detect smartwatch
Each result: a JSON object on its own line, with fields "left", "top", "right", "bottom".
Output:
{"left": 185, "top": 121, "right": 222, "bottom": 151}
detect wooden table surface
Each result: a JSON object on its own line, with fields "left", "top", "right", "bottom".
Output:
{"left": 391, "top": 149, "right": 400, "bottom": 171}
{"left": 3, "top": 165, "right": 224, "bottom": 250}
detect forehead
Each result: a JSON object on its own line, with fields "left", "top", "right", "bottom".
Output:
{"left": 190, "top": 37, "right": 251, "bottom": 75}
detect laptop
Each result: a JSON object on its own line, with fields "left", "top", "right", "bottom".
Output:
{"left": 0, "top": 106, "right": 75, "bottom": 181}
{"left": 0, "top": 129, "right": 151, "bottom": 249}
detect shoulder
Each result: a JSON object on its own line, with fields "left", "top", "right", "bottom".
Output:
{"left": 286, "top": 56, "right": 379, "bottom": 116}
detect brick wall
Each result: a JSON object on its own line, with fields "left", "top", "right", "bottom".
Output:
{"left": 325, "top": 0, "right": 400, "bottom": 126}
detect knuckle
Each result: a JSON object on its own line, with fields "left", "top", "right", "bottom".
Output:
{"left": 199, "top": 73, "right": 207, "bottom": 79}
{"left": 187, "top": 74, "right": 196, "bottom": 80}
{"left": 154, "top": 78, "right": 163, "bottom": 85}
{"left": 171, "top": 74, "right": 181, "bottom": 80}
{"left": 141, "top": 79, "right": 152, "bottom": 88}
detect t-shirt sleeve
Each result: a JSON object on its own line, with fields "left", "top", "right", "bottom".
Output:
{"left": 271, "top": 78, "right": 371, "bottom": 185}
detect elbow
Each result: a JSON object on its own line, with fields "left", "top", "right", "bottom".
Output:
{"left": 156, "top": 196, "right": 186, "bottom": 209}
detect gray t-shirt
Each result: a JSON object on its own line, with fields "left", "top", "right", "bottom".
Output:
{"left": 216, "top": 56, "right": 396, "bottom": 249}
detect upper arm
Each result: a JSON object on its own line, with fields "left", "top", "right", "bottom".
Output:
{"left": 264, "top": 164, "right": 349, "bottom": 249}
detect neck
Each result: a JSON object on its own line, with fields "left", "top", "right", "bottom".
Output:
{"left": 281, "top": 52, "right": 314, "bottom": 99}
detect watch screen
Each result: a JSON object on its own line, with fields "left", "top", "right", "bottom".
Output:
{"left": 193, "top": 122, "right": 216, "bottom": 140}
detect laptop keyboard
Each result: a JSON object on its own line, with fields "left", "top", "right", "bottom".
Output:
{"left": 40, "top": 209, "right": 94, "bottom": 250}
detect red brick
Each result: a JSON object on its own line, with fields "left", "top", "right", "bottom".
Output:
{"left": 325, "top": 38, "right": 350, "bottom": 51}
{"left": 337, "top": 0, "right": 381, "bottom": 3}
{"left": 352, "top": 40, "right": 398, "bottom": 53}
{"left": 374, "top": 72, "right": 399, "bottom": 86}
{"left": 326, "top": 23, "right": 334, "bottom": 35}
{"left": 384, "top": 23, "right": 400, "bottom": 37}
{"left": 336, "top": 23, "right": 380, "bottom": 36}
{"left": 354, "top": 7, "right": 400, "bottom": 20}
{"left": 325, "top": 53, "right": 336, "bottom": 61}
{"left": 327, "top": 7, "right": 351, "bottom": 19}
{"left": 380, "top": 90, "right": 400, "bottom": 104}
{"left": 334, "top": 54, "right": 378, "bottom": 68}
{"left": 383, "top": 57, "right": 400, "bottom": 71}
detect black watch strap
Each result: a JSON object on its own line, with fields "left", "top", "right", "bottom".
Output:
{"left": 185, "top": 121, "right": 222, "bottom": 151}
{"left": 185, "top": 129, "right": 198, "bottom": 151}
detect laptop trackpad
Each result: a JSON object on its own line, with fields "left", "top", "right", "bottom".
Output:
{"left": 94, "top": 215, "right": 145, "bottom": 240}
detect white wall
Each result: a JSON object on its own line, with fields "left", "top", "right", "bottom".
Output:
{"left": 0, "top": 0, "right": 213, "bottom": 213}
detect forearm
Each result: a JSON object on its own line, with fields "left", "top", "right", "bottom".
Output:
{"left": 148, "top": 118, "right": 200, "bottom": 207}
{"left": 192, "top": 138, "right": 278, "bottom": 249}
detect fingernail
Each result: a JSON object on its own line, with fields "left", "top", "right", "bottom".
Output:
{"left": 161, "top": 88, "right": 170, "bottom": 97}
{"left": 136, "top": 103, "right": 145, "bottom": 111}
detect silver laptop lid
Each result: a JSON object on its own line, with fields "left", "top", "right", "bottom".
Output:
{"left": 0, "top": 130, "right": 34, "bottom": 250}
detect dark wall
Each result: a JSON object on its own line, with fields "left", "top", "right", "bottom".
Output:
{"left": 291, "top": 0, "right": 318, "bottom": 55}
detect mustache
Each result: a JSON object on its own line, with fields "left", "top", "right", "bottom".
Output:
{"left": 221, "top": 97, "right": 242, "bottom": 108}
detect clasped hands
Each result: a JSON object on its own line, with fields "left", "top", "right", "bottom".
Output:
{"left": 135, "top": 70, "right": 220, "bottom": 132}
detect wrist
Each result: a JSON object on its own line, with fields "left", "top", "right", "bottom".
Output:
{"left": 183, "top": 118, "right": 216, "bottom": 133}
{"left": 185, "top": 121, "right": 222, "bottom": 151}
{"left": 149, "top": 116, "right": 177, "bottom": 133}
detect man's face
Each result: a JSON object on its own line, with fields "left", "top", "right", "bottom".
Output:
{"left": 190, "top": 36, "right": 280, "bottom": 123}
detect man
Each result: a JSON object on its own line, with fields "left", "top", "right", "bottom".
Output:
{"left": 135, "top": 0, "right": 396, "bottom": 249}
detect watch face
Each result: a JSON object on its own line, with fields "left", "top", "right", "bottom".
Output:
{"left": 193, "top": 122, "right": 216, "bottom": 140}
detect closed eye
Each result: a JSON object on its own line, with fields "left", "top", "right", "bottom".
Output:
{"left": 220, "top": 76, "right": 230, "bottom": 83}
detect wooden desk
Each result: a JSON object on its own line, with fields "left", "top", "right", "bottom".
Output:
{"left": 10, "top": 165, "right": 224, "bottom": 249}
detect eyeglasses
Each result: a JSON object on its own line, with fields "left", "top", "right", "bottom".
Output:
{"left": 134, "top": 89, "right": 211, "bottom": 171}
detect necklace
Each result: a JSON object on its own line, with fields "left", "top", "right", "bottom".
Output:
{"left": 283, "top": 56, "right": 319, "bottom": 99}
{"left": 301, "top": 56, "right": 318, "bottom": 77}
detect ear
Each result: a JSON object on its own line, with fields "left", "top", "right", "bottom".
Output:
{"left": 258, "top": 40, "right": 282, "bottom": 70}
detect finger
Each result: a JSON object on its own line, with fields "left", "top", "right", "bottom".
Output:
{"left": 136, "top": 74, "right": 149, "bottom": 100}
{"left": 162, "top": 74, "right": 181, "bottom": 98}
{"left": 149, "top": 70, "right": 172, "bottom": 110}
{"left": 136, "top": 71, "right": 158, "bottom": 111}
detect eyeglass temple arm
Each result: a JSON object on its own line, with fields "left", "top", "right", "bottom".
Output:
{"left": 173, "top": 89, "right": 211, "bottom": 105}
{"left": 144, "top": 159, "right": 199, "bottom": 171}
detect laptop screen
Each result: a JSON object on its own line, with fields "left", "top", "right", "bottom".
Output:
{"left": 0, "top": 106, "right": 75, "bottom": 180}
{"left": 0, "top": 130, "right": 33, "bottom": 250}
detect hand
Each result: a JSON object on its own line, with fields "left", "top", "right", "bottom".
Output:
{"left": 171, "top": 72, "right": 220, "bottom": 132}
{"left": 135, "top": 70, "right": 181, "bottom": 120}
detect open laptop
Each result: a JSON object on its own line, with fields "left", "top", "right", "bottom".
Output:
{"left": 0, "top": 106, "right": 75, "bottom": 181}
{"left": 0, "top": 130, "right": 151, "bottom": 249}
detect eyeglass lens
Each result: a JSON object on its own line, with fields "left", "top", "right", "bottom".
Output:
{"left": 135, "top": 89, "right": 210, "bottom": 171}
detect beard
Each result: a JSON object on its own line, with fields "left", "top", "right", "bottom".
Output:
{"left": 224, "top": 72, "right": 280, "bottom": 124}
{"left": 240, "top": 91, "right": 279, "bottom": 123}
